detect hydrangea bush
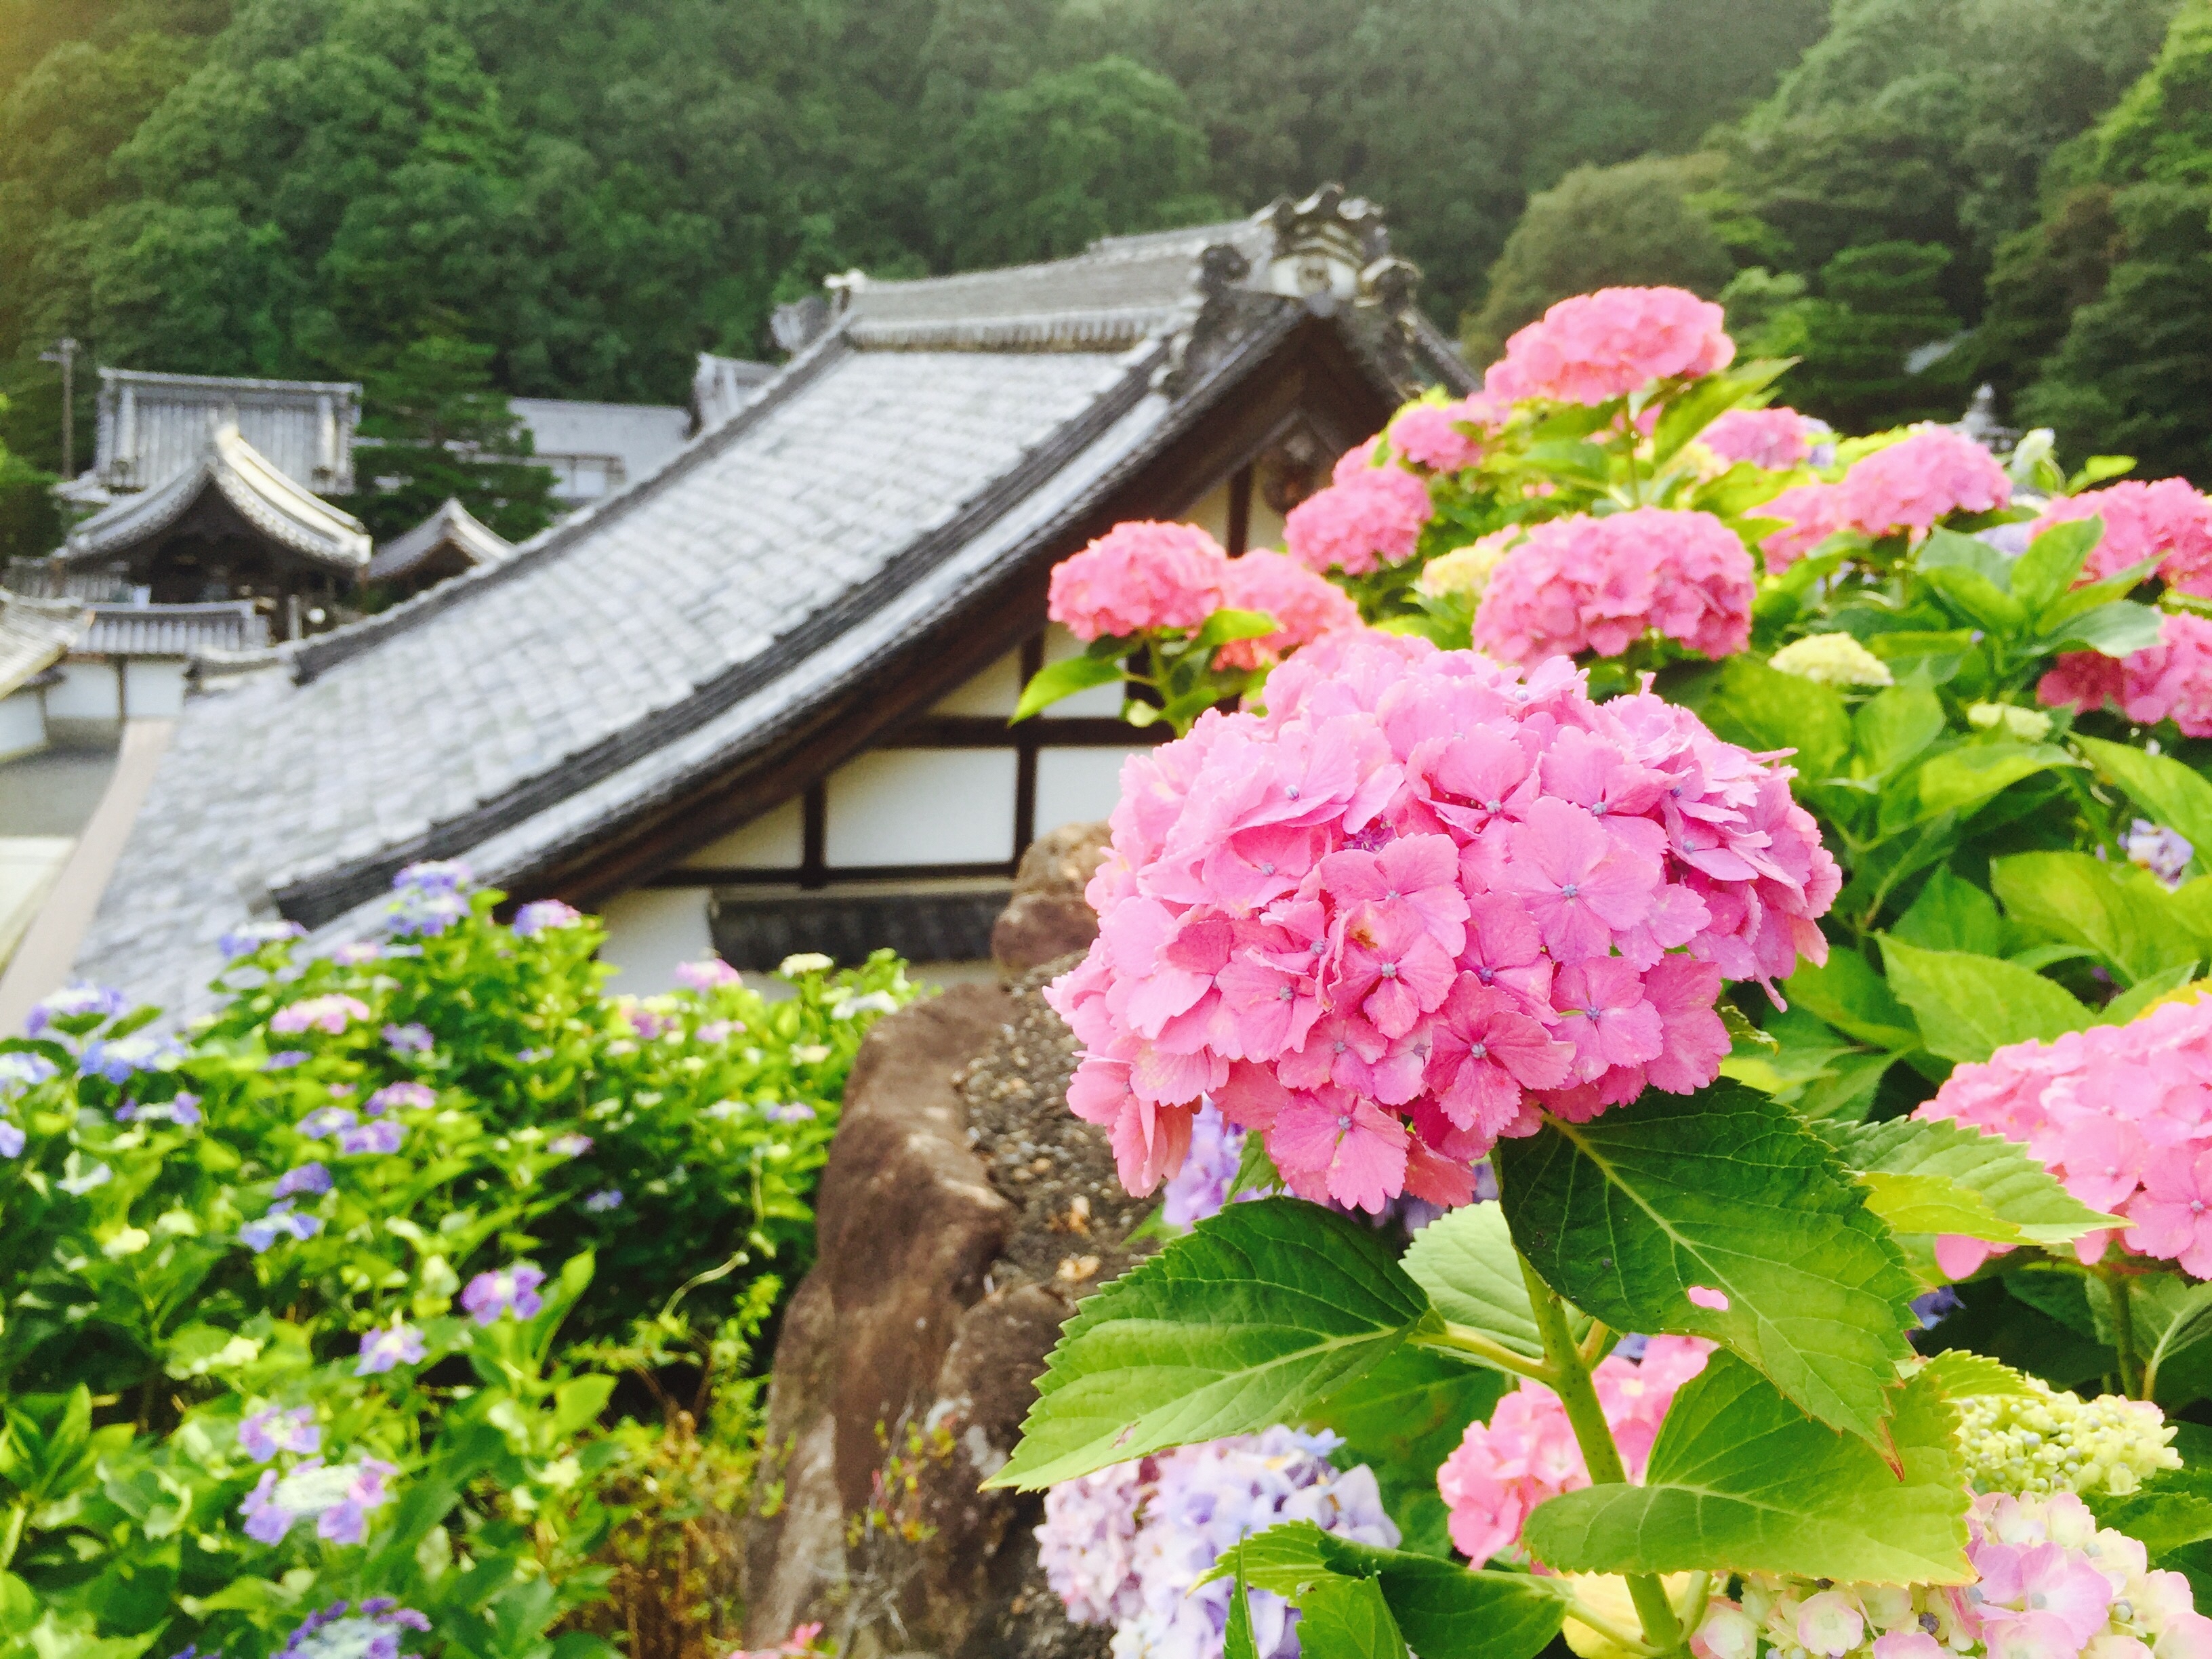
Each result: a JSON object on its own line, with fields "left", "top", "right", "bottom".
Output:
{"left": 0, "top": 867, "right": 912, "bottom": 1659}
{"left": 998, "top": 287, "right": 2212, "bottom": 1659}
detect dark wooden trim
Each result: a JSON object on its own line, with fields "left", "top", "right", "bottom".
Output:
{"left": 1013, "top": 634, "right": 1044, "bottom": 859}
{"left": 529, "top": 314, "right": 1398, "bottom": 909}
{"left": 886, "top": 714, "right": 1166, "bottom": 748}
{"left": 1227, "top": 462, "right": 1254, "bottom": 556}
{"left": 649, "top": 859, "right": 1017, "bottom": 889}
{"left": 799, "top": 782, "right": 827, "bottom": 892}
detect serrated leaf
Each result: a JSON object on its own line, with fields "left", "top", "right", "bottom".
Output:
{"left": 987, "top": 1199, "right": 1435, "bottom": 1490}
{"left": 1990, "top": 851, "right": 2196, "bottom": 987}
{"left": 1893, "top": 867, "right": 2007, "bottom": 957}
{"left": 1855, "top": 687, "right": 1948, "bottom": 781}
{"left": 1877, "top": 937, "right": 2091, "bottom": 1063}
{"left": 1225, "top": 1565, "right": 1259, "bottom": 1659}
{"left": 2041, "top": 600, "right": 2168, "bottom": 658}
{"left": 1014, "top": 653, "right": 1124, "bottom": 721}
{"left": 1921, "top": 565, "right": 2026, "bottom": 632}
{"left": 1916, "top": 1349, "right": 2034, "bottom": 1397}
{"left": 2036, "top": 551, "right": 2165, "bottom": 633}
{"left": 1921, "top": 527, "right": 2015, "bottom": 590}
{"left": 1784, "top": 949, "right": 1922, "bottom": 1052}
{"left": 2077, "top": 737, "right": 2212, "bottom": 876}
{"left": 1306, "top": 1345, "right": 1507, "bottom": 1557}
{"left": 2128, "top": 1275, "right": 2212, "bottom": 1404}
{"left": 2011, "top": 519, "right": 2102, "bottom": 615}
{"left": 1496, "top": 1083, "right": 1919, "bottom": 1443}
{"left": 1912, "top": 743, "right": 2076, "bottom": 821}
{"left": 1837, "top": 1116, "right": 2118, "bottom": 1247}
{"left": 1708, "top": 656, "right": 1853, "bottom": 779}
{"left": 1294, "top": 1574, "right": 1409, "bottom": 1659}
{"left": 1521, "top": 1354, "right": 1971, "bottom": 1584}
{"left": 1206, "top": 1521, "right": 1569, "bottom": 1659}
{"left": 1401, "top": 1203, "right": 1561, "bottom": 1364}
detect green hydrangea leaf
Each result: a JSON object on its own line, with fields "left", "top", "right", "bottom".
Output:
{"left": 1836, "top": 1116, "right": 2119, "bottom": 1246}
{"left": 986, "top": 1199, "right": 1435, "bottom": 1490}
{"left": 1916, "top": 1349, "right": 2034, "bottom": 1398}
{"left": 2076, "top": 736, "right": 2212, "bottom": 878}
{"left": 1989, "top": 851, "right": 2200, "bottom": 987}
{"left": 1305, "top": 1345, "right": 1506, "bottom": 1557}
{"left": 1495, "top": 1082, "right": 1919, "bottom": 1443}
{"left": 1293, "top": 1575, "right": 1409, "bottom": 1659}
{"left": 1877, "top": 936, "right": 2092, "bottom": 1063}
{"left": 1521, "top": 1353, "right": 1972, "bottom": 1583}
{"left": 1401, "top": 1202, "right": 1579, "bottom": 1364}
{"left": 1204, "top": 1521, "right": 1569, "bottom": 1659}
{"left": 2090, "top": 1467, "right": 2212, "bottom": 1556}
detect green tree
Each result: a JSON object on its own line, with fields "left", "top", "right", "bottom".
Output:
{"left": 930, "top": 56, "right": 1222, "bottom": 268}
{"left": 1774, "top": 241, "right": 1973, "bottom": 430}
{"left": 1462, "top": 155, "right": 1736, "bottom": 363}
{"left": 340, "top": 335, "right": 554, "bottom": 544}
{"left": 0, "top": 395, "right": 59, "bottom": 565}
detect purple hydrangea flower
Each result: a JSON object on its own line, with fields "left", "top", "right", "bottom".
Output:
{"left": 265, "top": 1051, "right": 310, "bottom": 1071}
{"left": 512, "top": 899, "right": 583, "bottom": 938}
{"left": 381, "top": 1024, "right": 432, "bottom": 1054}
{"left": 239, "top": 1406, "right": 321, "bottom": 1462}
{"left": 460, "top": 1263, "right": 546, "bottom": 1325}
{"left": 0, "top": 1123, "right": 24, "bottom": 1159}
{"left": 1912, "top": 1285, "right": 1963, "bottom": 1330}
{"left": 546, "top": 1132, "right": 592, "bottom": 1158}
{"left": 274, "top": 1163, "right": 332, "bottom": 1199}
{"left": 764, "top": 1102, "right": 817, "bottom": 1124}
{"left": 0, "top": 1052, "right": 56, "bottom": 1095}
{"left": 269, "top": 996, "right": 370, "bottom": 1037}
{"left": 2125, "top": 819, "right": 2194, "bottom": 888}
{"left": 674, "top": 958, "right": 742, "bottom": 992}
{"left": 329, "top": 941, "right": 383, "bottom": 965}
{"left": 277, "top": 1601, "right": 430, "bottom": 1659}
{"left": 384, "top": 863, "right": 474, "bottom": 938}
{"left": 169, "top": 1092, "right": 203, "bottom": 1127}
{"left": 297, "top": 1107, "right": 358, "bottom": 1140}
{"left": 239, "top": 1458, "right": 395, "bottom": 1545}
{"left": 365, "top": 1082, "right": 434, "bottom": 1114}
{"left": 396, "top": 860, "right": 471, "bottom": 890}
{"left": 25, "top": 983, "right": 125, "bottom": 1038}
{"left": 241, "top": 1202, "right": 322, "bottom": 1253}
{"left": 1160, "top": 1103, "right": 1253, "bottom": 1228}
{"left": 354, "top": 1320, "right": 426, "bottom": 1377}
{"left": 77, "top": 1031, "right": 184, "bottom": 1084}
{"left": 583, "top": 1188, "right": 623, "bottom": 1212}
{"left": 218, "top": 921, "right": 306, "bottom": 962}
{"left": 336, "top": 1120, "right": 403, "bottom": 1156}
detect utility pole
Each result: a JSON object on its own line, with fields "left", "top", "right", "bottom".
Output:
{"left": 38, "top": 337, "right": 79, "bottom": 479}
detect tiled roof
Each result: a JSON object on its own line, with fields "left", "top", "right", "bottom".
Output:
{"left": 91, "top": 369, "right": 361, "bottom": 495}
{"left": 367, "top": 498, "right": 513, "bottom": 586}
{"left": 0, "top": 590, "right": 89, "bottom": 699}
{"left": 692, "top": 354, "right": 775, "bottom": 431}
{"left": 77, "top": 191, "right": 1471, "bottom": 1012}
{"left": 66, "top": 424, "right": 372, "bottom": 573}
{"left": 79, "top": 601, "right": 268, "bottom": 659}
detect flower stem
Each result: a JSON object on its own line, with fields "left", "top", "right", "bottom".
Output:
{"left": 1518, "top": 1251, "right": 1686, "bottom": 1656}
{"left": 1414, "top": 1321, "right": 1556, "bottom": 1384}
{"left": 2102, "top": 1265, "right": 2140, "bottom": 1398}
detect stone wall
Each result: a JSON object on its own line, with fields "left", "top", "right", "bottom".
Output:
{"left": 742, "top": 825, "right": 1135, "bottom": 1659}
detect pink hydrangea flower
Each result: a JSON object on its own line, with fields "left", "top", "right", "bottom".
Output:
{"left": 1473, "top": 508, "right": 1755, "bottom": 665}
{"left": 2034, "top": 478, "right": 2212, "bottom": 594}
{"left": 1045, "top": 634, "right": 1836, "bottom": 1206}
{"left": 1757, "top": 482, "right": 1851, "bottom": 571}
{"left": 1212, "top": 552, "right": 1363, "bottom": 670}
{"left": 269, "top": 996, "right": 372, "bottom": 1037}
{"left": 1701, "top": 407, "right": 1816, "bottom": 470}
{"left": 674, "top": 957, "right": 743, "bottom": 991}
{"left": 1437, "top": 1334, "right": 1712, "bottom": 1562}
{"left": 1484, "top": 287, "right": 1734, "bottom": 406}
{"left": 2039, "top": 612, "right": 2212, "bottom": 737}
{"left": 1283, "top": 464, "right": 1433, "bottom": 576}
{"left": 1837, "top": 428, "right": 2010, "bottom": 537}
{"left": 1388, "top": 393, "right": 1505, "bottom": 472}
{"left": 1048, "top": 522, "right": 1229, "bottom": 641}
{"left": 1917, "top": 996, "right": 2212, "bottom": 1278}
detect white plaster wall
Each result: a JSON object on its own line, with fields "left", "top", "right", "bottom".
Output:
{"left": 596, "top": 886, "right": 715, "bottom": 994}
{"left": 1036, "top": 747, "right": 1147, "bottom": 834}
{"left": 825, "top": 747, "right": 1016, "bottom": 866}
{"left": 0, "top": 688, "right": 47, "bottom": 763}
{"left": 929, "top": 649, "right": 1021, "bottom": 716}
{"left": 123, "top": 661, "right": 189, "bottom": 718}
{"left": 1184, "top": 478, "right": 1232, "bottom": 547}
{"left": 680, "top": 798, "right": 804, "bottom": 870}
{"left": 47, "top": 663, "right": 121, "bottom": 722}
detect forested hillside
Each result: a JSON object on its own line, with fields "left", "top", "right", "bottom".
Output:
{"left": 6, "top": 0, "right": 2210, "bottom": 556}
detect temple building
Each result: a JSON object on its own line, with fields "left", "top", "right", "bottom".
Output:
{"left": 60, "top": 190, "right": 1471, "bottom": 1009}
{"left": 365, "top": 497, "right": 514, "bottom": 600}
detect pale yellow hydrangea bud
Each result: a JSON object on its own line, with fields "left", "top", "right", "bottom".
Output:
{"left": 1966, "top": 702, "right": 2055, "bottom": 741}
{"left": 1954, "top": 1378, "right": 2180, "bottom": 1497}
{"left": 1417, "top": 529, "right": 1521, "bottom": 600}
{"left": 1768, "top": 633, "right": 1895, "bottom": 687}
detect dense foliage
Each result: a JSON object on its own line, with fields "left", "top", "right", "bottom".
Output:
{"left": 0, "top": 865, "right": 912, "bottom": 1659}
{"left": 1007, "top": 288, "right": 2212, "bottom": 1659}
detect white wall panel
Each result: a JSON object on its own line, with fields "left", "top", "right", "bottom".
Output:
{"left": 47, "top": 663, "right": 120, "bottom": 721}
{"left": 123, "top": 661, "right": 188, "bottom": 718}
{"left": 680, "top": 797, "right": 803, "bottom": 869}
{"left": 596, "top": 886, "right": 715, "bottom": 994}
{"left": 825, "top": 747, "right": 1016, "bottom": 867}
{"left": 1036, "top": 747, "right": 1147, "bottom": 836}
{"left": 930, "top": 649, "right": 1022, "bottom": 716}
{"left": 0, "top": 688, "right": 47, "bottom": 762}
